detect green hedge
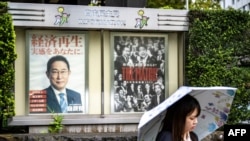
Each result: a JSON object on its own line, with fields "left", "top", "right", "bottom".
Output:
{"left": 186, "top": 9, "right": 250, "bottom": 124}
{"left": 0, "top": 1, "right": 17, "bottom": 127}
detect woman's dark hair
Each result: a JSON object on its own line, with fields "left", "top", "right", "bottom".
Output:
{"left": 46, "top": 55, "right": 70, "bottom": 72}
{"left": 161, "top": 94, "right": 201, "bottom": 141}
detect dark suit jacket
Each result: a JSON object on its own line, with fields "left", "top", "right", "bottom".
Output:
{"left": 135, "top": 55, "right": 157, "bottom": 66}
{"left": 115, "top": 55, "right": 128, "bottom": 73}
{"left": 45, "top": 86, "right": 82, "bottom": 113}
{"left": 143, "top": 88, "right": 155, "bottom": 96}
{"left": 148, "top": 93, "right": 165, "bottom": 110}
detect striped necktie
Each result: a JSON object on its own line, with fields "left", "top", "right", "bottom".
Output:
{"left": 59, "top": 93, "right": 67, "bottom": 113}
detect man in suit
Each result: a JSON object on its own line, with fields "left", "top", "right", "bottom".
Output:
{"left": 136, "top": 45, "right": 156, "bottom": 67}
{"left": 148, "top": 82, "right": 165, "bottom": 110}
{"left": 115, "top": 46, "right": 134, "bottom": 74}
{"left": 45, "top": 55, "right": 82, "bottom": 113}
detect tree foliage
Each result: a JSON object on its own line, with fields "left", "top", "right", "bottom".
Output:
{"left": 190, "top": 0, "right": 221, "bottom": 10}
{"left": 147, "top": 0, "right": 221, "bottom": 10}
{"left": 147, "top": 0, "right": 187, "bottom": 9}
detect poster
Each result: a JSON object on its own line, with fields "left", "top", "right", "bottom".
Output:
{"left": 27, "top": 30, "right": 87, "bottom": 114}
{"left": 111, "top": 33, "right": 168, "bottom": 113}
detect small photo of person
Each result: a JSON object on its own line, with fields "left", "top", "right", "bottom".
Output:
{"left": 44, "top": 55, "right": 82, "bottom": 113}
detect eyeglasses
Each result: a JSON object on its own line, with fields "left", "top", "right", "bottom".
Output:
{"left": 50, "top": 70, "right": 69, "bottom": 76}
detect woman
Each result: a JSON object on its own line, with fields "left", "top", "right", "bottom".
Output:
{"left": 156, "top": 94, "right": 201, "bottom": 141}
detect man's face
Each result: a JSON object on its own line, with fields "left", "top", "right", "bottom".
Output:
{"left": 144, "top": 95, "right": 151, "bottom": 102}
{"left": 114, "top": 80, "right": 118, "bottom": 86}
{"left": 154, "top": 84, "right": 162, "bottom": 94}
{"left": 114, "top": 94, "right": 119, "bottom": 101}
{"left": 138, "top": 46, "right": 147, "bottom": 58}
{"left": 123, "top": 81, "right": 127, "bottom": 86}
{"left": 123, "top": 47, "right": 130, "bottom": 57}
{"left": 47, "top": 61, "right": 70, "bottom": 91}
{"left": 133, "top": 37, "right": 139, "bottom": 44}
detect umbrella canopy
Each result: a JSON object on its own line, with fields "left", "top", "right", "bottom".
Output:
{"left": 137, "top": 86, "right": 237, "bottom": 141}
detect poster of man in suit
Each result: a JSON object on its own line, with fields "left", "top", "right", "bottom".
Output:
{"left": 27, "top": 30, "right": 86, "bottom": 114}
{"left": 112, "top": 33, "right": 168, "bottom": 113}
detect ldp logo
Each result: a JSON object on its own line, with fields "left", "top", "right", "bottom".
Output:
{"left": 224, "top": 124, "right": 250, "bottom": 141}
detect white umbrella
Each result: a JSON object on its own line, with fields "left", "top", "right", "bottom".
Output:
{"left": 137, "top": 86, "right": 237, "bottom": 141}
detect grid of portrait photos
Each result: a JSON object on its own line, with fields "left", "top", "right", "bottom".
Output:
{"left": 112, "top": 34, "right": 168, "bottom": 113}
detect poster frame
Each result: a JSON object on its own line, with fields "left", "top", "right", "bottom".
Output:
{"left": 110, "top": 32, "right": 169, "bottom": 114}
{"left": 25, "top": 30, "right": 89, "bottom": 115}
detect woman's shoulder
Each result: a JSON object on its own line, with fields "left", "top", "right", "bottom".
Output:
{"left": 156, "top": 130, "right": 172, "bottom": 141}
{"left": 190, "top": 131, "right": 199, "bottom": 141}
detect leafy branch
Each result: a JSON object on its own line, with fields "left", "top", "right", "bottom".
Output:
{"left": 48, "top": 107, "right": 64, "bottom": 133}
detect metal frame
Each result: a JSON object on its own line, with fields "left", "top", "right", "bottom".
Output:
{"left": 25, "top": 29, "right": 89, "bottom": 115}
{"left": 110, "top": 32, "right": 169, "bottom": 114}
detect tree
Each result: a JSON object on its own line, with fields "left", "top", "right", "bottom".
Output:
{"left": 147, "top": 0, "right": 167, "bottom": 8}
{"left": 147, "top": 0, "right": 221, "bottom": 10}
{"left": 190, "top": 0, "right": 221, "bottom": 10}
{"left": 147, "top": 0, "right": 188, "bottom": 9}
